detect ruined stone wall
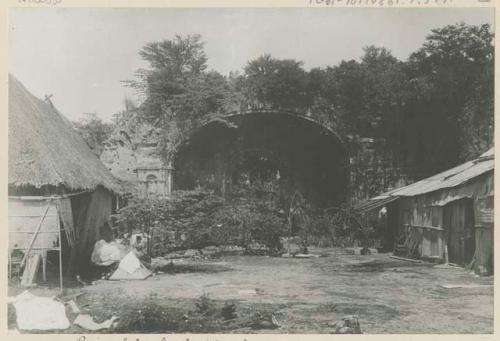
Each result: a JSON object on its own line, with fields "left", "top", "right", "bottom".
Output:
{"left": 100, "top": 117, "right": 412, "bottom": 206}
{"left": 100, "top": 122, "right": 164, "bottom": 186}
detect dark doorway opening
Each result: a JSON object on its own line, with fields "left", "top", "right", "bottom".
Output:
{"left": 443, "top": 198, "right": 475, "bottom": 266}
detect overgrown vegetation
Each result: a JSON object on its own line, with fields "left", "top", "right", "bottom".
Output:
{"left": 285, "top": 202, "right": 382, "bottom": 250}
{"left": 113, "top": 190, "right": 223, "bottom": 258}
{"left": 73, "top": 112, "right": 114, "bottom": 156}
{"left": 114, "top": 183, "right": 382, "bottom": 257}
{"left": 84, "top": 22, "right": 493, "bottom": 253}
{"left": 113, "top": 185, "right": 289, "bottom": 257}
{"left": 118, "top": 23, "right": 493, "bottom": 179}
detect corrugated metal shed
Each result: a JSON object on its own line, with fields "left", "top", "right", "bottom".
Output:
{"left": 357, "top": 148, "right": 494, "bottom": 211}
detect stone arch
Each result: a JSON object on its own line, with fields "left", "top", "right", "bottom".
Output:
{"left": 173, "top": 111, "right": 349, "bottom": 208}
{"left": 146, "top": 174, "right": 158, "bottom": 182}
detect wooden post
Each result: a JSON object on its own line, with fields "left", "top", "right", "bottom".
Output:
{"left": 42, "top": 251, "right": 47, "bottom": 281}
{"left": 58, "top": 215, "right": 63, "bottom": 293}
{"left": 21, "top": 253, "right": 41, "bottom": 287}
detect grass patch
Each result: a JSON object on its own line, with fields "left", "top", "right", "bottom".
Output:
{"left": 316, "top": 302, "right": 401, "bottom": 320}
{"left": 156, "top": 263, "right": 232, "bottom": 274}
{"left": 112, "top": 293, "right": 282, "bottom": 333}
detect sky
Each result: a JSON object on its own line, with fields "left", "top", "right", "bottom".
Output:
{"left": 9, "top": 7, "right": 494, "bottom": 122}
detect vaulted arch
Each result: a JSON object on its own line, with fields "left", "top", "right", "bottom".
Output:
{"left": 173, "top": 111, "right": 349, "bottom": 208}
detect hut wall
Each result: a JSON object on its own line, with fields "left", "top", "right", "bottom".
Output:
{"left": 8, "top": 198, "right": 60, "bottom": 251}
{"left": 394, "top": 171, "right": 493, "bottom": 272}
{"left": 70, "top": 187, "right": 114, "bottom": 275}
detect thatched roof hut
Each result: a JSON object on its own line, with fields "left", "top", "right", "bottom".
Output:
{"left": 9, "top": 74, "right": 121, "bottom": 193}
{"left": 8, "top": 75, "right": 124, "bottom": 281}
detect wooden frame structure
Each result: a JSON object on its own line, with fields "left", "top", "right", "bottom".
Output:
{"left": 8, "top": 193, "right": 85, "bottom": 292}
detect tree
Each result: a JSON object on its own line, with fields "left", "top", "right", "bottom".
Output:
{"left": 122, "top": 24, "right": 493, "bottom": 197}
{"left": 321, "top": 61, "right": 366, "bottom": 133}
{"left": 459, "top": 62, "right": 494, "bottom": 160}
{"left": 139, "top": 34, "right": 208, "bottom": 74}
{"left": 307, "top": 47, "right": 403, "bottom": 138}
{"left": 401, "top": 23, "right": 494, "bottom": 176}
{"left": 73, "top": 113, "right": 114, "bottom": 156}
{"left": 358, "top": 46, "right": 405, "bottom": 142}
{"left": 127, "top": 35, "right": 237, "bottom": 161}
{"left": 241, "top": 54, "right": 310, "bottom": 111}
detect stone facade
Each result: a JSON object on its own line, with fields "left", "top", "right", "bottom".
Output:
{"left": 136, "top": 165, "right": 173, "bottom": 198}
{"left": 99, "top": 121, "right": 165, "bottom": 194}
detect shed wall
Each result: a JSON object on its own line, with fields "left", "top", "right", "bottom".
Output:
{"left": 393, "top": 171, "right": 493, "bottom": 273}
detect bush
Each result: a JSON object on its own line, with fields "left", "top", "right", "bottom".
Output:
{"left": 306, "top": 205, "right": 375, "bottom": 248}
{"left": 114, "top": 184, "right": 288, "bottom": 256}
{"left": 195, "top": 293, "right": 217, "bottom": 316}
{"left": 210, "top": 202, "right": 286, "bottom": 253}
{"left": 221, "top": 302, "right": 237, "bottom": 320}
{"left": 113, "top": 186, "right": 378, "bottom": 256}
{"left": 113, "top": 190, "right": 224, "bottom": 258}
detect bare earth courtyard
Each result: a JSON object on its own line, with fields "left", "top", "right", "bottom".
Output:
{"left": 8, "top": 249, "right": 493, "bottom": 334}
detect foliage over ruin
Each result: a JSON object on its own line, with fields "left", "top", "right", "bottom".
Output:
{"left": 98, "top": 23, "right": 492, "bottom": 183}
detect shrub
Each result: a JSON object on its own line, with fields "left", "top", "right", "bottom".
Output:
{"left": 114, "top": 182, "right": 289, "bottom": 256}
{"left": 210, "top": 201, "right": 286, "bottom": 253}
{"left": 307, "top": 205, "right": 373, "bottom": 248}
{"left": 113, "top": 190, "right": 224, "bottom": 258}
{"left": 194, "top": 293, "right": 217, "bottom": 316}
{"left": 221, "top": 302, "right": 237, "bottom": 320}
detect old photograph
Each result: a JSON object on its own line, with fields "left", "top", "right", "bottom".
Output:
{"left": 6, "top": 5, "right": 495, "bottom": 335}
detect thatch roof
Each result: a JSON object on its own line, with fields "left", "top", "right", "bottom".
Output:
{"left": 9, "top": 75, "right": 121, "bottom": 193}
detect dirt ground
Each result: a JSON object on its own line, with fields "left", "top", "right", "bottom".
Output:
{"left": 8, "top": 248, "right": 494, "bottom": 334}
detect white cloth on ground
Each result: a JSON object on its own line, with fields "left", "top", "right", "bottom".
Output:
{"left": 12, "top": 291, "right": 70, "bottom": 330}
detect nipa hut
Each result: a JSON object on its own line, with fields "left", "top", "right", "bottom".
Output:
{"left": 8, "top": 75, "right": 123, "bottom": 287}
{"left": 357, "top": 148, "right": 494, "bottom": 275}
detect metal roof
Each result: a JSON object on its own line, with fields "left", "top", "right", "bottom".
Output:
{"left": 354, "top": 195, "right": 400, "bottom": 213}
{"left": 480, "top": 148, "right": 494, "bottom": 157}
{"left": 371, "top": 148, "right": 494, "bottom": 200}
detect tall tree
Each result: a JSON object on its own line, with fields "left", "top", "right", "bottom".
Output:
{"left": 402, "top": 23, "right": 494, "bottom": 176}
{"left": 128, "top": 35, "right": 237, "bottom": 160}
{"left": 241, "top": 54, "right": 310, "bottom": 111}
{"left": 123, "top": 24, "right": 493, "bottom": 185}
